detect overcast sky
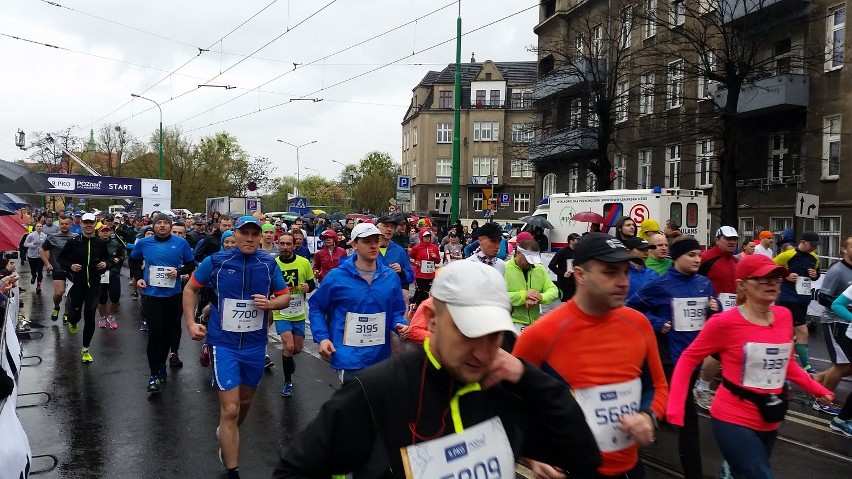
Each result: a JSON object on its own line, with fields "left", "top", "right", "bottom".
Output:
{"left": 0, "top": 0, "right": 538, "bottom": 187}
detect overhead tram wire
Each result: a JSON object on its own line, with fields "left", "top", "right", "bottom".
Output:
{"left": 77, "top": 0, "right": 283, "bottom": 135}
{"left": 179, "top": 2, "right": 540, "bottom": 134}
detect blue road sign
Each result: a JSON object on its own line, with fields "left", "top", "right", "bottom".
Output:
{"left": 499, "top": 193, "right": 511, "bottom": 205}
{"left": 293, "top": 197, "right": 307, "bottom": 209}
{"left": 397, "top": 176, "right": 411, "bottom": 191}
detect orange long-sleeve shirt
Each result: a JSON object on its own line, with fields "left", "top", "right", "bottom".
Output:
{"left": 513, "top": 300, "right": 669, "bottom": 476}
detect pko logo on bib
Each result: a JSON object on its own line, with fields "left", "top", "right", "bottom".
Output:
{"left": 686, "top": 300, "right": 698, "bottom": 306}
{"left": 358, "top": 316, "right": 369, "bottom": 322}
{"left": 765, "top": 348, "right": 780, "bottom": 355}
{"left": 600, "top": 391, "right": 618, "bottom": 401}
{"left": 444, "top": 441, "right": 468, "bottom": 462}
{"left": 237, "top": 302, "right": 247, "bottom": 308}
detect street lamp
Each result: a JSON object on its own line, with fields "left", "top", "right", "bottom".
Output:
{"left": 304, "top": 166, "right": 320, "bottom": 175}
{"left": 277, "top": 139, "right": 317, "bottom": 196}
{"left": 332, "top": 159, "right": 354, "bottom": 212}
{"left": 130, "top": 93, "right": 164, "bottom": 179}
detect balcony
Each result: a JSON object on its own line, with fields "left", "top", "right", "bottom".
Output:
{"left": 723, "top": 0, "right": 810, "bottom": 26}
{"left": 532, "top": 58, "right": 607, "bottom": 102}
{"left": 471, "top": 100, "right": 504, "bottom": 109}
{"left": 713, "top": 74, "right": 808, "bottom": 117}
{"left": 529, "top": 127, "right": 598, "bottom": 164}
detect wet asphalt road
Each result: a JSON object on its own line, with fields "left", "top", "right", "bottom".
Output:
{"left": 11, "top": 263, "right": 852, "bottom": 478}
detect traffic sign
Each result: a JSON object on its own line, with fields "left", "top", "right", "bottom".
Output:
{"left": 388, "top": 205, "right": 398, "bottom": 213}
{"left": 293, "top": 197, "right": 307, "bottom": 209}
{"left": 796, "top": 193, "right": 819, "bottom": 219}
{"left": 246, "top": 199, "right": 258, "bottom": 212}
{"left": 397, "top": 175, "right": 411, "bottom": 191}
{"left": 483, "top": 209, "right": 491, "bottom": 218}
{"left": 396, "top": 191, "right": 411, "bottom": 203}
{"left": 438, "top": 197, "right": 451, "bottom": 215}
{"left": 499, "top": 193, "right": 511, "bottom": 206}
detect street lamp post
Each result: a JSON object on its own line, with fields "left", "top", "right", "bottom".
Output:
{"left": 277, "top": 139, "right": 317, "bottom": 196}
{"left": 130, "top": 93, "right": 164, "bottom": 179}
{"left": 332, "top": 159, "right": 354, "bottom": 212}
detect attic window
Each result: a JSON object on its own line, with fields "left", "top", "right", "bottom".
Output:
{"left": 485, "top": 73, "right": 492, "bottom": 80}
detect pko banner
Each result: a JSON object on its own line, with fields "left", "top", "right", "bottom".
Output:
{"left": 41, "top": 173, "right": 141, "bottom": 197}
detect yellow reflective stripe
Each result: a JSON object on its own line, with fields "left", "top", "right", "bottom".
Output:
{"left": 450, "top": 383, "right": 481, "bottom": 433}
{"left": 423, "top": 337, "right": 441, "bottom": 370}
{"left": 86, "top": 239, "right": 91, "bottom": 286}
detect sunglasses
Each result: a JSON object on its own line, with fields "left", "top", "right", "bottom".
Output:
{"left": 746, "top": 276, "right": 783, "bottom": 284}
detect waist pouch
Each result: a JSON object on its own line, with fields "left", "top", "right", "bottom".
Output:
{"left": 722, "top": 377, "right": 789, "bottom": 423}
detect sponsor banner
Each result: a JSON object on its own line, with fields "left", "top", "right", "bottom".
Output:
{"left": 141, "top": 178, "right": 172, "bottom": 199}
{"left": 42, "top": 173, "right": 141, "bottom": 196}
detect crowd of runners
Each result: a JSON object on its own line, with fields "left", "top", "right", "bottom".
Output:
{"left": 8, "top": 209, "right": 852, "bottom": 478}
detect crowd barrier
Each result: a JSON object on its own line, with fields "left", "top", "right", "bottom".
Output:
{"left": 0, "top": 284, "right": 33, "bottom": 479}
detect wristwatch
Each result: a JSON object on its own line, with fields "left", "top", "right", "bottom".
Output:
{"left": 640, "top": 409, "right": 659, "bottom": 430}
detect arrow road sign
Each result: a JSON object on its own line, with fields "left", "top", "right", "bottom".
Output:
{"left": 438, "top": 197, "right": 451, "bottom": 215}
{"left": 795, "top": 193, "right": 819, "bottom": 219}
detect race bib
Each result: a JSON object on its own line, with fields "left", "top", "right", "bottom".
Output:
{"left": 671, "top": 297, "right": 709, "bottom": 331}
{"left": 742, "top": 342, "right": 793, "bottom": 389}
{"left": 795, "top": 276, "right": 811, "bottom": 295}
{"left": 719, "top": 293, "right": 737, "bottom": 311}
{"left": 400, "top": 417, "right": 514, "bottom": 479}
{"left": 148, "top": 266, "right": 177, "bottom": 288}
{"left": 343, "top": 312, "right": 386, "bottom": 347}
{"left": 573, "top": 377, "right": 642, "bottom": 453}
{"left": 100, "top": 270, "right": 110, "bottom": 284}
{"left": 420, "top": 260, "right": 435, "bottom": 274}
{"left": 221, "top": 298, "right": 264, "bottom": 332}
{"left": 64, "top": 280, "right": 73, "bottom": 297}
{"left": 512, "top": 323, "right": 527, "bottom": 336}
{"left": 279, "top": 293, "right": 305, "bottom": 317}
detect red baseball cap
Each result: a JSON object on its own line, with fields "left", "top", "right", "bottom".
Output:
{"left": 735, "top": 254, "right": 788, "bottom": 280}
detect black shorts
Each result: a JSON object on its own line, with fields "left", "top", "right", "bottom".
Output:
{"left": 129, "top": 259, "right": 143, "bottom": 279}
{"left": 51, "top": 270, "right": 69, "bottom": 281}
{"left": 779, "top": 301, "right": 808, "bottom": 327}
{"left": 823, "top": 322, "right": 852, "bottom": 365}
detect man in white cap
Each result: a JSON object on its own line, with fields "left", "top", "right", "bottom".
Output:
{"left": 505, "top": 239, "right": 558, "bottom": 342}
{"left": 274, "top": 260, "right": 600, "bottom": 478}
{"left": 308, "top": 222, "right": 409, "bottom": 384}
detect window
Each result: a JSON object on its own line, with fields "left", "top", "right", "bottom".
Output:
{"left": 621, "top": 7, "right": 633, "bottom": 49}
{"left": 768, "top": 134, "right": 788, "bottom": 181}
{"left": 403, "top": 132, "right": 409, "bottom": 150}
{"left": 824, "top": 116, "right": 842, "bottom": 178}
{"left": 568, "top": 166, "right": 579, "bottom": 193}
{"left": 739, "top": 217, "right": 755, "bottom": 239}
{"left": 512, "top": 123, "right": 534, "bottom": 143}
{"left": 434, "top": 192, "right": 450, "bottom": 211}
{"left": 511, "top": 91, "right": 532, "bottom": 108}
{"left": 666, "top": 144, "right": 680, "bottom": 188}
{"left": 586, "top": 170, "right": 598, "bottom": 192}
{"left": 774, "top": 38, "right": 792, "bottom": 75}
{"left": 473, "top": 121, "right": 499, "bottom": 142}
{"left": 818, "top": 216, "right": 842, "bottom": 269}
{"left": 640, "top": 74, "right": 654, "bottom": 115}
{"left": 827, "top": 6, "right": 845, "bottom": 70}
{"left": 616, "top": 81, "right": 629, "bottom": 123}
{"left": 438, "top": 91, "right": 453, "bottom": 108}
{"left": 638, "top": 149, "right": 652, "bottom": 188}
{"left": 437, "top": 123, "right": 452, "bottom": 143}
{"left": 698, "top": 51, "right": 716, "bottom": 99}
{"left": 412, "top": 127, "right": 417, "bottom": 146}
{"left": 667, "top": 59, "right": 684, "bottom": 109}
{"left": 575, "top": 35, "right": 584, "bottom": 56}
{"left": 475, "top": 90, "right": 486, "bottom": 106}
{"left": 514, "top": 193, "right": 531, "bottom": 213}
{"left": 645, "top": 0, "right": 657, "bottom": 38}
{"left": 671, "top": 0, "right": 685, "bottom": 26}
{"left": 613, "top": 154, "right": 626, "bottom": 189}
{"left": 543, "top": 173, "right": 557, "bottom": 197}
{"left": 696, "top": 139, "right": 713, "bottom": 187}
{"left": 412, "top": 159, "right": 417, "bottom": 179}
{"left": 472, "top": 192, "right": 484, "bottom": 211}
{"left": 511, "top": 160, "right": 534, "bottom": 178}
{"left": 472, "top": 157, "right": 498, "bottom": 177}
{"left": 592, "top": 24, "right": 603, "bottom": 56}
{"left": 490, "top": 90, "right": 501, "bottom": 107}
{"left": 436, "top": 157, "right": 452, "bottom": 178}
{"left": 570, "top": 98, "right": 582, "bottom": 128}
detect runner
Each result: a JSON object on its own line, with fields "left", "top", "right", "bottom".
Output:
{"left": 130, "top": 213, "right": 196, "bottom": 393}
{"left": 466, "top": 221, "right": 506, "bottom": 273}
{"left": 667, "top": 254, "right": 833, "bottom": 477}
{"left": 272, "top": 232, "right": 316, "bottom": 397}
{"left": 23, "top": 222, "right": 47, "bottom": 294}
{"left": 308, "top": 222, "right": 408, "bottom": 384}
{"left": 737, "top": 238, "right": 756, "bottom": 259}
{"left": 186, "top": 219, "right": 209, "bottom": 249}
{"left": 183, "top": 216, "right": 291, "bottom": 479}
{"left": 39, "top": 217, "right": 77, "bottom": 323}
{"left": 376, "top": 215, "right": 415, "bottom": 315}
{"left": 548, "top": 232, "right": 581, "bottom": 301}
{"left": 613, "top": 216, "right": 637, "bottom": 242}
{"left": 258, "top": 223, "right": 278, "bottom": 257}
{"left": 56, "top": 213, "right": 110, "bottom": 364}
{"left": 96, "top": 224, "right": 125, "bottom": 330}
{"left": 442, "top": 231, "right": 463, "bottom": 263}
{"left": 312, "top": 229, "right": 345, "bottom": 282}
{"left": 514, "top": 233, "right": 669, "bottom": 478}
{"left": 408, "top": 228, "right": 441, "bottom": 310}
{"left": 126, "top": 217, "right": 146, "bottom": 301}
{"left": 627, "top": 235, "right": 718, "bottom": 479}
{"left": 505, "top": 240, "right": 558, "bottom": 342}
{"left": 168, "top": 222, "right": 191, "bottom": 368}
{"left": 753, "top": 230, "right": 775, "bottom": 258}
{"left": 292, "top": 229, "right": 311, "bottom": 260}
{"left": 646, "top": 233, "right": 673, "bottom": 274}
{"left": 828, "top": 289, "right": 852, "bottom": 435}
{"left": 773, "top": 231, "right": 821, "bottom": 374}
{"left": 274, "top": 260, "right": 600, "bottom": 478}
{"left": 624, "top": 237, "right": 659, "bottom": 297}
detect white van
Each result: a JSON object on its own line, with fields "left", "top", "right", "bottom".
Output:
{"left": 533, "top": 187, "right": 710, "bottom": 251}
{"left": 107, "top": 204, "right": 126, "bottom": 215}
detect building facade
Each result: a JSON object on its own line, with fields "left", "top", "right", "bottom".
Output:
{"left": 532, "top": 0, "right": 849, "bottom": 264}
{"left": 400, "top": 60, "right": 538, "bottom": 222}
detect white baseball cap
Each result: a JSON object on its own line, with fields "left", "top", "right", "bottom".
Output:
{"left": 81, "top": 213, "right": 96, "bottom": 222}
{"left": 517, "top": 247, "right": 542, "bottom": 265}
{"left": 430, "top": 261, "right": 515, "bottom": 338}
{"left": 716, "top": 226, "right": 739, "bottom": 238}
{"left": 350, "top": 222, "right": 382, "bottom": 241}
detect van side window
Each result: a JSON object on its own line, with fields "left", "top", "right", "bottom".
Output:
{"left": 603, "top": 203, "right": 624, "bottom": 229}
{"left": 686, "top": 203, "right": 699, "bottom": 228}
{"left": 670, "top": 203, "right": 683, "bottom": 229}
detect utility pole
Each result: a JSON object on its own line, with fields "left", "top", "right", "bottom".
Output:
{"left": 450, "top": 3, "right": 462, "bottom": 223}
{"left": 130, "top": 93, "right": 164, "bottom": 179}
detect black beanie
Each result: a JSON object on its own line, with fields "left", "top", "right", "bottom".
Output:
{"left": 669, "top": 238, "right": 701, "bottom": 260}
{"left": 152, "top": 213, "right": 173, "bottom": 225}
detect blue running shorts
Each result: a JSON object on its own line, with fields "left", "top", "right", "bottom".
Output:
{"left": 274, "top": 319, "right": 306, "bottom": 337}
{"left": 210, "top": 344, "right": 266, "bottom": 390}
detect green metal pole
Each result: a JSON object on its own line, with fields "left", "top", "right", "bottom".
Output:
{"left": 158, "top": 120, "right": 164, "bottom": 179}
{"left": 450, "top": 13, "right": 462, "bottom": 223}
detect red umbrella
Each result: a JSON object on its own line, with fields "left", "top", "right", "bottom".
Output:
{"left": 0, "top": 216, "right": 27, "bottom": 252}
{"left": 571, "top": 211, "right": 605, "bottom": 223}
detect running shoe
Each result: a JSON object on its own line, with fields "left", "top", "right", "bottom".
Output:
{"left": 805, "top": 365, "right": 820, "bottom": 375}
{"left": 107, "top": 316, "right": 118, "bottom": 329}
{"left": 264, "top": 355, "right": 274, "bottom": 370}
{"left": 131, "top": 292, "right": 139, "bottom": 301}
{"left": 693, "top": 387, "right": 715, "bottom": 410}
{"left": 50, "top": 308, "right": 59, "bottom": 322}
{"left": 98, "top": 317, "right": 107, "bottom": 328}
{"left": 139, "top": 320, "right": 148, "bottom": 331}
{"left": 199, "top": 344, "right": 210, "bottom": 367}
{"left": 36, "top": 285, "right": 41, "bottom": 294}
{"left": 62, "top": 314, "right": 69, "bottom": 325}
{"left": 157, "top": 365, "right": 168, "bottom": 385}
{"left": 147, "top": 376, "right": 160, "bottom": 393}
{"left": 281, "top": 381, "right": 294, "bottom": 397}
{"left": 31, "top": 277, "right": 35, "bottom": 284}
{"left": 68, "top": 322, "right": 79, "bottom": 334}
{"left": 81, "top": 349, "right": 93, "bottom": 363}
{"left": 169, "top": 352, "right": 184, "bottom": 368}
{"left": 829, "top": 417, "right": 852, "bottom": 437}
{"left": 813, "top": 400, "right": 842, "bottom": 415}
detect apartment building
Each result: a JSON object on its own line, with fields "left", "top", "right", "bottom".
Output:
{"left": 532, "top": 0, "right": 849, "bottom": 263}
{"left": 400, "top": 60, "right": 538, "bottom": 221}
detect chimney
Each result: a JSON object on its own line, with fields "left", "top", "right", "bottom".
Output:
{"left": 471, "top": 52, "right": 476, "bottom": 63}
